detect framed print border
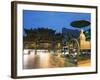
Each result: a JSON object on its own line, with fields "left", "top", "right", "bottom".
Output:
{"left": 11, "top": 1, "right": 98, "bottom": 78}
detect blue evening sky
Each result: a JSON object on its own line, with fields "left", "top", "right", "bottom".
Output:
{"left": 23, "top": 10, "right": 91, "bottom": 33}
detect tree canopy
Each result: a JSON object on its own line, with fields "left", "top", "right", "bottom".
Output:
{"left": 70, "top": 20, "right": 90, "bottom": 28}
{"left": 24, "top": 27, "right": 62, "bottom": 42}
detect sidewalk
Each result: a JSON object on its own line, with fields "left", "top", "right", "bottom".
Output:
{"left": 78, "top": 59, "right": 91, "bottom": 66}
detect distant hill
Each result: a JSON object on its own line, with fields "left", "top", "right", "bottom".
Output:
{"left": 62, "top": 28, "right": 80, "bottom": 42}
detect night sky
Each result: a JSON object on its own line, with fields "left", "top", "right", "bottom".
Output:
{"left": 23, "top": 10, "right": 91, "bottom": 33}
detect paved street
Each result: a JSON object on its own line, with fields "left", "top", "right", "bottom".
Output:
{"left": 23, "top": 50, "right": 91, "bottom": 69}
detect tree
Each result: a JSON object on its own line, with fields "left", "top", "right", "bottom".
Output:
{"left": 84, "top": 29, "right": 91, "bottom": 41}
